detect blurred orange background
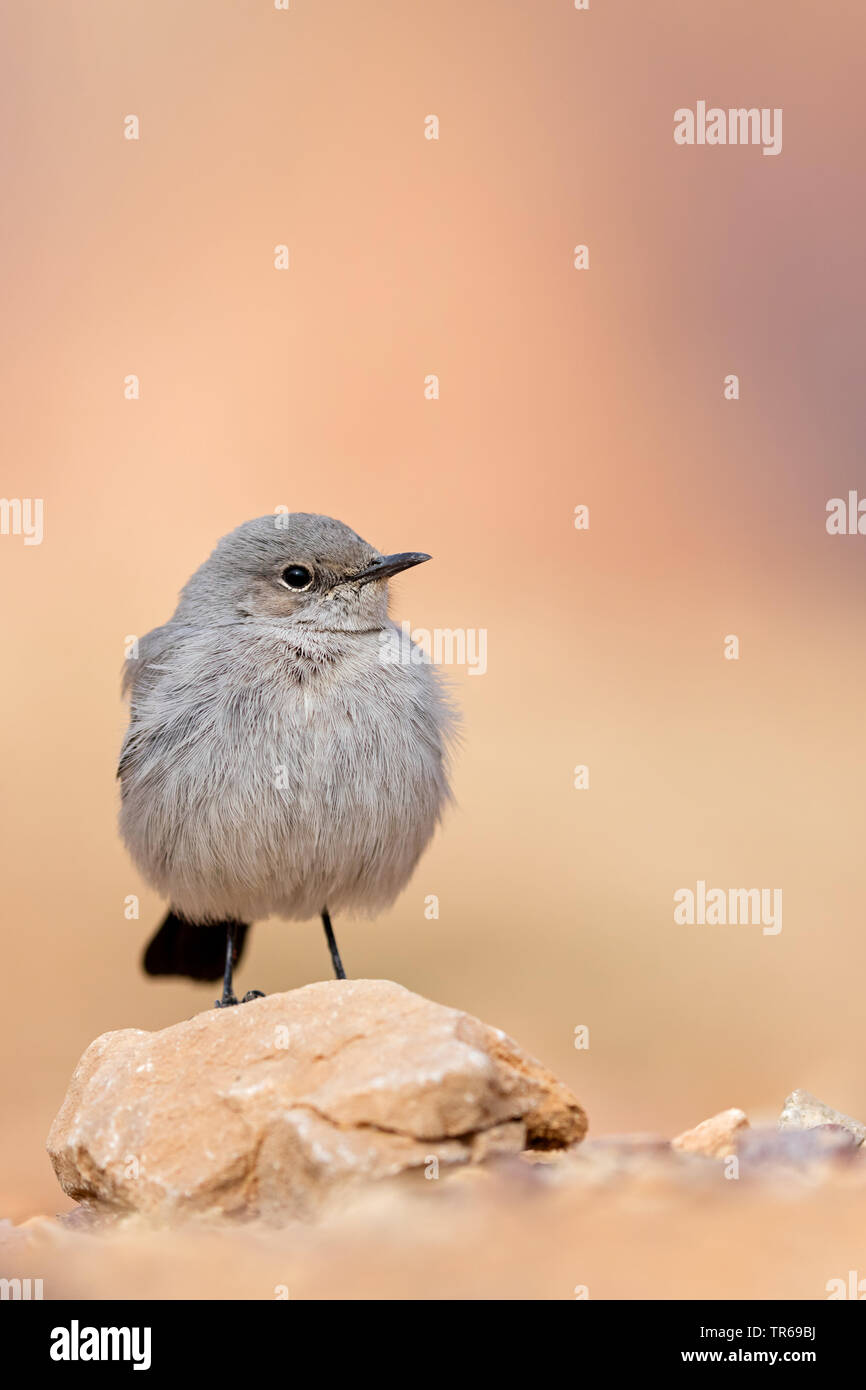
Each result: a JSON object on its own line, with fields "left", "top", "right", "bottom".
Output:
{"left": 1, "top": 0, "right": 865, "bottom": 1222}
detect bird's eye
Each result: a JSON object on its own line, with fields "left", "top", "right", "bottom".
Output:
{"left": 281, "top": 564, "right": 313, "bottom": 591}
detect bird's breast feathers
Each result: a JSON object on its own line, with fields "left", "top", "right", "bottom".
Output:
{"left": 118, "top": 623, "right": 454, "bottom": 920}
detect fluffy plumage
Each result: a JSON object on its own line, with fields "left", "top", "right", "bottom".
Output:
{"left": 119, "top": 514, "right": 455, "bottom": 933}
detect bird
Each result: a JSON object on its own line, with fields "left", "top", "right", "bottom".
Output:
{"left": 118, "top": 512, "right": 455, "bottom": 1007}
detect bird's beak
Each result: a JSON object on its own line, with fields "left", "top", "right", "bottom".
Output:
{"left": 351, "top": 552, "right": 432, "bottom": 585}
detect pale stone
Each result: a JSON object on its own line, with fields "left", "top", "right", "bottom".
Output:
{"left": 672, "top": 1108, "right": 749, "bottom": 1158}
{"left": 778, "top": 1090, "right": 866, "bottom": 1147}
{"left": 46, "top": 979, "right": 586, "bottom": 1222}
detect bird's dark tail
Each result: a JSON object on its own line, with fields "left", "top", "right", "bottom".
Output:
{"left": 143, "top": 912, "right": 250, "bottom": 982}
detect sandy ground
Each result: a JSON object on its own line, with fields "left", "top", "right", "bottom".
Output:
{"left": 4, "top": 1144, "right": 866, "bottom": 1301}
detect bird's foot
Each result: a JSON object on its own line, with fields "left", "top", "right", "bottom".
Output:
{"left": 215, "top": 989, "right": 265, "bottom": 1008}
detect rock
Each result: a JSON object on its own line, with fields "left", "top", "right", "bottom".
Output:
{"left": 672, "top": 1108, "right": 749, "bottom": 1158}
{"left": 778, "top": 1089, "right": 866, "bottom": 1146}
{"left": 46, "top": 979, "right": 586, "bottom": 1222}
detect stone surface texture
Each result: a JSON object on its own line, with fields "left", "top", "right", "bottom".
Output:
{"left": 47, "top": 979, "right": 587, "bottom": 1222}
{"left": 778, "top": 1089, "right": 866, "bottom": 1146}
{"left": 672, "top": 1107, "right": 750, "bottom": 1158}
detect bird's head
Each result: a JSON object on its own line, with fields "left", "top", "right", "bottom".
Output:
{"left": 175, "top": 513, "right": 431, "bottom": 633}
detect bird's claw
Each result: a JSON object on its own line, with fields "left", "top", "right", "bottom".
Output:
{"left": 215, "top": 989, "right": 265, "bottom": 1008}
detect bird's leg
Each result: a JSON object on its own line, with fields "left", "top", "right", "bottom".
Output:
{"left": 321, "top": 907, "right": 347, "bottom": 979}
{"left": 215, "top": 922, "right": 240, "bottom": 1007}
{"left": 215, "top": 922, "right": 265, "bottom": 1007}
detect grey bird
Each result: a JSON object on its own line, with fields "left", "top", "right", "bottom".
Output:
{"left": 118, "top": 513, "right": 455, "bottom": 1006}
